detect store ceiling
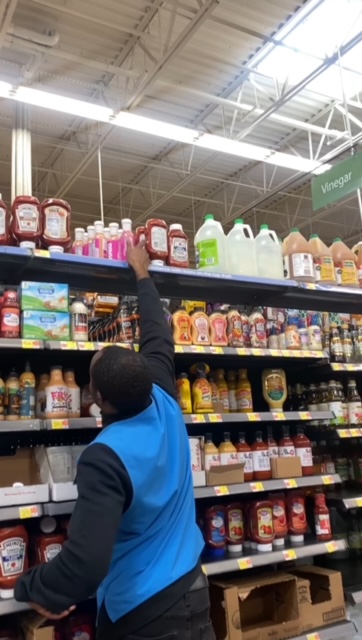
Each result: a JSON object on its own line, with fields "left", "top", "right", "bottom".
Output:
{"left": 0, "top": 0, "right": 362, "bottom": 247}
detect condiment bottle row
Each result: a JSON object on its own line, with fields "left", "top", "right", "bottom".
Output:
{"left": 292, "top": 378, "right": 362, "bottom": 426}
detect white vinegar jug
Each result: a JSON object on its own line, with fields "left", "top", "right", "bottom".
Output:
{"left": 226, "top": 219, "right": 257, "bottom": 277}
{"left": 194, "top": 214, "right": 228, "bottom": 273}
{"left": 255, "top": 224, "right": 284, "bottom": 280}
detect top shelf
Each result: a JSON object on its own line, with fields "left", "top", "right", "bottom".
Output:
{"left": 1, "top": 247, "right": 362, "bottom": 311}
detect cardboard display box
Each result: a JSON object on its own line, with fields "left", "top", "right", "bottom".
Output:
{"left": 0, "top": 449, "right": 49, "bottom": 507}
{"left": 20, "top": 281, "right": 69, "bottom": 312}
{"left": 22, "top": 311, "right": 70, "bottom": 341}
{"left": 36, "top": 446, "right": 79, "bottom": 502}
{"left": 20, "top": 613, "right": 56, "bottom": 640}
{"left": 207, "top": 464, "right": 245, "bottom": 486}
{"left": 210, "top": 572, "right": 300, "bottom": 640}
{"left": 271, "top": 457, "right": 302, "bottom": 479}
{"left": 289, "top": 566, "right": 346, "bottom": 633}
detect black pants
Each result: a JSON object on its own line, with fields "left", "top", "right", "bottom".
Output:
{"left": 96, "top": 581, "right": 215, "bottom": 640}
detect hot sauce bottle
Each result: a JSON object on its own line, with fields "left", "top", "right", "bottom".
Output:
{"left": 293, "top": 426, "right": 314, "bottom": 476}
{"left": 225, "top": 503, "right": 244, "bottom": 553}
{"left": 250, "top": 500, "right": 274, "bottom": 552}
{"left": 235, "top": 432, "right": 254, "bottom": 481}
{"left": 251, "top": 431, "right": 271, "bottom": 481}
{"left": 314, "top": 491, "right": 332, "bottom": 541}
{"left": 278, "top": 425, "right": 296, "bottom": 457}
{"left": 270, "top": 494, "right": 287, "bottom": 548}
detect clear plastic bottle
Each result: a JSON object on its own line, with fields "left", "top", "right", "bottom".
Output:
{"left": 226, "top": 219, "right": 257, "bottom": 276}
{"left": 70, "top": 297, "right": 89, "bottom": 342}
{"left": 255, "top": 224, "right": 284, "bottom": 280}
{"left": 194, "top": 214, "right": 227, "bottom": 274}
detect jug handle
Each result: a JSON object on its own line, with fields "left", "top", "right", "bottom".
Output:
{"left": 242, "top": 224, "right": 254, "bottom": 240}
{"left": 268, "top": 230, "right": 279, "bottom": 244}
{"left": 352, "top": 243, "right": 360, "bottom": 256}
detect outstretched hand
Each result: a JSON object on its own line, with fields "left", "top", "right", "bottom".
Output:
{"left": 127, "top": 240, "right": 150, "bottom": 280}
{"left": 28, "top": 601, "right": 76, "bottom": 620}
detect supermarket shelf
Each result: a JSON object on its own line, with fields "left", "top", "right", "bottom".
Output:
{"left": 0, "top": 504, "right": 42, "bottom": 522}
{"left": 184, "top": 411, "right": 333, "bottom": 424}
{"left": 0, "top": 338, "right": 43, "bottom": 349}
{"left": 345, "top": 586, "right": 362, "bottom": 605}
{"left": 327, "top": 491, "right": 362, "bottom": 509}
{"left": 44, "top": 418, "right": 101, "bottom": 430}
{"left": 202, "top": 539, "right": 346, "bottom": 576}
{"left": 330, "top": 363, "right": 362, "bottom": 371}
{"left": 194, "top": 474, "right": 341, "bottom": 498}
{"left": 0, "top": 599, "right": 30, "bottom": 616}
{"left": 43, "top": 501, "right": 76, "bottom": 516}
{"left": 0, "top": 419, "right": 43, "bottom": 432}
{"left": 291, "top": 622, "right": 356, "bottom": 640}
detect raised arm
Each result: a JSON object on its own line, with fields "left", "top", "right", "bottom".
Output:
{"left": 127, "top": 242, "right": 176, "bottom": 399}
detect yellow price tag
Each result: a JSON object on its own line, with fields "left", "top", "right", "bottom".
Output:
{"left": 251, "top": 349, "right": 262, "bottom": 356}
{"left": 236, "top": 348, "right": 247, "bottom": 356}
{"left": 19, "top": 505, "right": 39, "bottom": 519}
{"left": 299, "top": 411, "right": 312, "bottom": 420}
{"left": 34, "top": 249, "right": 50, "bottom": 257}
{"left": 132, "top": 343, "right": 140, "bottom": 352}
{"left": 356, "top": 498, "right": 362, "bottom": 507}
{"left": 51, "top": 419, "right": 69, "bottom": 430}
{"left": 214, "top": 486, "right": 229, "bottom": 496}
{"left": 307, "top": 633, "right": 320, "bottom": 640}
{"left": 272, "top": 412, "right": 285, "bottom": 421}
{"left": 238, "top": 557, "right": 253, "bottom": 570}
{"left": 280, "top": 350, "right": 289, "bottom": 357}
{"left": 247, "top": 413, "right": 261, "bottom": 421}
{"left": 250, "top": 482, "right": 264, "bottom": 492}
{"left": 283, "top": 549, "right": 297, "bottom": 561}
{"left": 325, "top": 541, "right": 338, "bottom": 553}
{"left": 191, "top": 415, "right": 206, "bottom": 423}
{"left": 331, "top": 363, "right": 343, "bottom": 371}
{"left": 60, "top": 341, "right": 77, "bottom": 350}
{"left": 191, "top": 345, "right": 205, "bottom": 353}
{"left": 201, "top": 565, "right": 208, "bottom": 576}
{"left": 22, "top": 340, "right": 41, "bottom": 349}
{"left": 96, "top": 417, "right": 102, "bottom": 428}
{"left": 321, "top": 476, "right": 335, "bottom": 485}
{"left": 337, "top": 429, "right": 351, "bottom": 438}
{"left": 284, "top": 479, "right": 297, "bottom": 489}
{"left": 174, "top": 345, "right": 184, "bottom": 353}
{"left": 209, "top": 414, "right": 222, "bottom": 423}
{"left": 269, "top": 349, "right": 279, "bottom": 357}
{"left": 210, "top": 346, "right": 224, "bottom": 355}
{"left": 305, "top": 283, "right": 317, "bottom": 290}
{"left": 78, "top": 342, "right": 95, "bottom": 351}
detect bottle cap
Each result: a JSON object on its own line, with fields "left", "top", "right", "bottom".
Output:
{"left": 109, "top": 223, "right": 119, "bottom": 230}
{"left": 19, "top": 241, "right": 36, "bottom": 250}
{"left": 40, "top": 517, "right": 57, "bottom": 534}
{"left": 169, "top": 223, "right": 183, "bottom": 231}
{"left": 0, "top": 588, "right": 14, "bottom": 599}
{"left": 121, "top": 218, "right": 132, "bottom": 231}
{"left": 205, "top": 214, "right": 214, "bottom": 221}
{"left": 260, "top": 224, "right": 269, "bottom": 230}
{"left": 150, "top": 260, "right": 165, "bottom": 267}
{"left": 310, "top": 234, "right": 318, "bottom": 239}
{"left": 235, "top": 218, "right": 243, "bottom": 224}
{"left": 291, "top": 227, "right": 299, "bottom": 232}
{"left": 48, "top": 245, "right": 64, "bottom": 254}
{"left": 290, "top": 533, "right": 304, "bottom": 544}
{"left": 228, "top": 543, "right": 243, "bottom": 553}
{"left": 257, "top": 542, "right": 273, "bottom": 552}
{"left": 272, "top": 537, "right": 285, "bottom": 548}
{"left": 94, "top": 221, "right": 104, "bottom": 232}
{"left": 333, "top": 237, "right": 342, "bottom": 242}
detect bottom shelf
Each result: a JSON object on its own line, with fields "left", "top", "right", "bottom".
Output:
{"left": 292, "top": 621, "right": 356, "bottom": 640}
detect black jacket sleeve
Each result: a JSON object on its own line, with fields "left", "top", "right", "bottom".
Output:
{"left": 137, "top": 277, "right": 176, "bottom": 399}
{"left": 15, "top": 444, "right": 133, "bottom": 612}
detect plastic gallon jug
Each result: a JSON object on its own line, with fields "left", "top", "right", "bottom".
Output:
{"left": 284, "top": 228, "right": 315, "bottom": 283}
{"left": 309, "top": 234, "right": 336, "bottom": 285}
{"left": 226, "top": 219, "right": 257, "bottom": 276}
{"left": 352, "top": 241, "right": 362, "bottom": 287}
{"left": 331, "top": 238, "right": 358, "bottom": 288}
{"left": 255, "top": 224, "right": 284, "bottom": 279}
{"left": 194, "top": 214, "right": 227, "bottom": 273}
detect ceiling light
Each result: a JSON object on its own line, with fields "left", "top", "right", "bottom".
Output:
{"left": 0, "top": 81, "right": 12, "bottom": 98}
{"left": 265, "top": 152, "right": 332, "bottom": 174}
{"left": 113, "top": 111, "right": 199, "bottom": 144}
{"left": 14, "top": 87, "right": 112, "bottom": 122}
{"left": 195, "top": 133, "right": 267, "bottom": 161}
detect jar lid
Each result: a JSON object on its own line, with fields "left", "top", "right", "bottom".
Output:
{"left": 19, "top": 241, "right": 36, "bottom": 249}
{"left": 40, "top": 516, "right": 57, "bottom": 534}
{"left": 169, "top": 223, "right": 183, "bottom": 232}
{"left": 48, "top": 245, "right": 64, "bottom": 253}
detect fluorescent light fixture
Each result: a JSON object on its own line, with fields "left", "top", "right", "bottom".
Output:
{"left": 195, "top": 133, "right": 267, "bottom": 161}
{"left": 0, "top": 81, "right": 12, "bottom": 98}
{"left": 265, "top": 152, "right": 332, "bottom": 174}
{"left": 14, "top": 87, "right": 112, "bottom": 122}
{"left": 113, "top": 111, "right": 199, "bottom": 144}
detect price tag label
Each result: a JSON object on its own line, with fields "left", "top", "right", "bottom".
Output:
{"left": 305, "top": 283, "right": 317, "bottom": 290}
{"left": 350, "top": 428, "right": 362, "bottom": 437}
{"left": 294, "top": 351, "right": 304, "bottom": 358}
{"left": 337, "top": 429, "right": 351, "bottom": 438}
{"left": 210, "top": 347, "right": 224, "bottom": 355}
{"left": 270, "top": 349, "right": 283, "bottom": 357}
{"left": 22, "top": 340, "right": 41, "bottom": 349}
{"left": 191, "top": 415, "right": 206, "bottom": 423}
{"left": 325, "top": 541, "right": 338, "bottom": 553}
{"left": 251, "top": 349, "right": 262, "bottom": 356}
{"left": 284, "top": 479, "right": 297, "bottom": 489}
{"left": 299, "top": 411, "right": 312, "bottom": 420}
{"left": 283, "top": 549, "right": 297, "bottom": 561}
{"left": 191, "top": 346, "right": 205, "bottom": 353}
{"left": 238, "top": 557, "right": 253, "bottom": 570}
{"left": 78, "top": 342, "right": 95, "bottom": 351}
{"left": 214, "top": 486, "right": 229, "bottom": 496}
{"left": 247, "top": 413, "right": 261, "bottom": 421}
{"left": 34, "top": 249, "right": 50, "bottom": 258}
{"left": 321, "top": 476, "right": 335, "bottom": 485}
{"left": 272, "top": 412, "right": 285, "bottom": 421}
{"left": 280, "top": 350, "right": 289, "bottom": 358}
{"left": 331, "top": 363, "right": 344, "bottom": 371}
{"left": 307, "top": 633, "right": 320, "bottom": 640}
{"left": 346, "top": 364, "right": 356, "bottom": 371}
{"left": 50, "top": 419, "right": 69, "bottom": 430}
{"left": 19, "top": 505, "right": 39, "bottom": 519}
{"left": 201, "top": 565, "right": 208, "bottom": 576}
{"left": 96, "top": 417, "right": 102, "bottom": 428}
{"left": 355, "top": 498, "right": 362, "bottom": 507}
{"left": 250, "top": 482, "right": 264, "bottom": 492}
{"left": 132, "top": 343, "right": 140, "bottom": 352}
{"left": 209, "top": 414, "right": 222, "bottom": 423}
{"left": 60, "top": 341, "right": 77, "bottom": 350}
{"left": 174, "top": 345, "right": 184, "bottom": 353}
{"left": 236, "top": 348, "right": 248, "bottom": 356}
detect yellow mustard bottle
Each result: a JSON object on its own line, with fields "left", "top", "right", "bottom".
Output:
{"left": 176, "top": 373, "right": 192, "bottom": 414}
{"left": 236, "top": 369, "right": 253, "bottom": 413}
{"left": 192, "top": 371, "right": 213, "bottom": 414}
{"left": 214, "top": 369, "right": 229, "bottom": 413}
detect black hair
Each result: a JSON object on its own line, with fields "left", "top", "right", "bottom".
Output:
{"left": 91, "top": 346, "right": 153, "bottom": 416}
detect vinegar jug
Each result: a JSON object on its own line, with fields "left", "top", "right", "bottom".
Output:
{"left": 226, "top": 219, "right": 257, "bottom": 277}
{"left": 352, "top": 241, "right": 362, "bottom": 287}
{"left": 255, "top": 224, "right": 284, "bottom": 279}
{"left": 331, "top": 238, "right": 358, "bottom": 288}
{"left": 194, "top": 214, "right": 227, "bottom": 274}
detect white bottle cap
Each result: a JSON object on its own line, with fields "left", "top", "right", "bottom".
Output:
{"left": 12, "top": 482, "right": 24, "bottom": 487}
{"left": 19, "top": 241, "right": 36, "bottom": 250}
{"left": 169, "top": 223, "right": 183, "bottom": 232}
{"left": 109, "top": 223, "right": 119, "bottom": 231}
{"left": 83, "top": 233, "right": 88, "bottom": 241}
{"left": 40, "top": 516, "right": 57, "bottom": 534}
{"left": 121, "top": 218, "right": 132, "bottom": 231}
{"left": 273, "top": 537, "right": 285, "bottom": 548}
{"left": 228, "top": 543, "right": 243, "bottom": 553}
{"left": 94, "top": 221, "right": 104, "bottom": 233}
{"left": 257, "top": 542, "right": 273, "bottom": 553}
{"left": 290, "top": 534, "right": 304, "bottom": 544}
{"left": 48, "top": 245, "right": 64, "bottom": 254}
{"left": 150, "top": 260, "right": 165, "bottom": 267}
{"left": 0, "top": 588, "right": 14, "bottom": 599}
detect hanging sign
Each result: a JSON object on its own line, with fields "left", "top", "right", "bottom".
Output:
{"left": 311, "top": 153, "right": 362, "bottom": 210}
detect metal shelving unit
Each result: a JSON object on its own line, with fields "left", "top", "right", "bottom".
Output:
{"left": 0, "top": 419, "right": 42, "bottom": 432}
{"left": 291, "top": 622, "right": 356, "bottom": 640}
{"left": 184, "top": 411, "right": 333, "bottom": 424}
{"left": 327, "top": 492, "right": 362, "bottom": 510}
{"left": 194, "top": 474, "right": 340, "bottom": 498}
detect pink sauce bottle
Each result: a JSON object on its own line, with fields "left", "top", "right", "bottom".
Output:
{"left": 107, "top": 223, "right": 121, "bottom": 261}
{"left": 83, "top": 226, "right": 95, "bottom": 257}
{"left": 72, "top": 228, "right": 85, "bottom": 255}
{"left": 94, "top": 221, "right": 106, "bottom": 258}
{"left": 120, "top": 218, "right": 134, "bottom": 262}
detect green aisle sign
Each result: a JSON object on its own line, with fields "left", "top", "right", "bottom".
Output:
{"left": 311, "top": 153, "right": 362, "bottom": 210}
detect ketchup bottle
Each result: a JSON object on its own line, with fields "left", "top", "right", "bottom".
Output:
{"left": 41, "top": 198, "right": 71, "bottom": 250}
{"left": 278, "top": 425, "right": 296, "bottom": 457}
{"left": 314, "top": 491, "right": 332, "bottom": 541}
{"left": 135, "top": 226, "right": 146, "bottom": 244}
{"left": 0, "top": 195, "right": 10, "bottom": 246}
{"left": 146, "top": 218, "right": 168, "bottom": 263}
{"left": 11, "top": 195, "right": 41, "bottom": 246}
{"left": 251, "top": 431, "right": 271, "bottom": 481}
{"left": 167, "top": 223, "right": 189, "bottom": 268}
{"left": 270, "top": 493, "right": 287, "bottom": 548}
{"left": 0, "top": 290, "right": 20, "bottom": 338}
{"left": 293, "top": 426, "right": 314, "bottom": 476}
{"left": 235, "top": 432, "right": 254, "bottom": 481}
{"left": 250, "top": 500, "right": 274, "bottom": 552}
{"left": 266, "top": 426, "right": 278, "bottom": 459}
{"left": 286, "top": 492, "right": 307, "bottom": 544}
{"left": 225, "top": 503, "right": 244, "bottom": 553}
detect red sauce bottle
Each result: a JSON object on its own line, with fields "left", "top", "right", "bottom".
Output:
{"left": 11, "top": 195, "right": 41, "bottom": 246}
{"left": 270, "top": 493, "right": 287, "bottom": 548}
{"left": 135, "top": 226, "right": 146, "bottom": 244}
{"left": 0, "top": 524, "right": 28, "bottom": 598}
{"left": 235, "top": 432, "right": 254, "bottom": 481}
{"left": 278, "top": 425, "right": 296, "bottom": 457}
{"left": 167, "top": 223, "right": 189, "bottom": 268}
{"left": 251, "top": 431, "right": 271, "bottom": 481}
{"left": 293, "top": 426, "right": 314, "bottom": 476}
{"left": 250, "top": 500, "right": 274, "bottom": 552}
{"left": 314, "top": 491, "right": 332, "bottom": 541}
{"left": 204, "top": 505, "right": 226, "bottom": 557}
{"left": 0, "top": 290, "right": 20, "bottom": 338}
{"left": 41, "top": 198, "right": 71, "bottom": 250}
{"left": 225, "top": 503, "right": 244, "bottom": 553}
{"left": 286, "top": 492, "right": 307, "bottom": 544}
{"left": 146, "top": 218, "right": 168, "bottom": 262}
{"left": 34, "top": 517, "right": 65, "bottom": 564}
{"left": 266, "top": 426, "right": 278, "bottom": 459}
{"left": 0, "top": 195, "right": 10, "bottom": 246}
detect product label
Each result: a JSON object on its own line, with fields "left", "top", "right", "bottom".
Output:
{"left": 335, "top": 260, "right": 358, "bottom": 286}
{"left": 307, "top": 326, "right": 322, "bottom": 350}
{"left": 265, "top": 373, "right": 285, "bottom": 403}
{"left": 150, "top": 227, "right": 167, "bottom": 253}
{"left": 220, "top": 452, "right": 238, "bottom": 465}
{"left": 1, "top": 312, "right": 20, "bottom": 330}
{"left": 272, "top": 503, "right": 287, "bottom": 535}
{"left": 19, "top": 385, "right": 35, "bottom": 419}
{"left": 45, "top": 385, "right": 68, "bottom": 415}
{"left": 194, "top": 316, "right": 209, "bottom": 344}
{"left": 170, "top": 237, "right": 188, "bottom": 264}
{"left": 291, "top": 253, "right": 314, "bottom": 279}
{"left": 268, "top": 445, "right": 278, "bottom": 458}
{"left": 314, "top": 256, "right": 335, "bottom": 282}
{"left": 236, "top": 451, "right": 253, "bottom": 473}
{"left": 0, "top": 208, "right": 6, "bottom": 236}
{"left": 6, "top": 387, "right": 20, "bottom": 417}
{"left": 236, "top": 389, "right": 253, "bottom": 411}
{"left": 107, "top": 238, "right": 120, "bottom": 261}
{"left": 0, "top": 537, "right": 26, "bottom": 577}
{"left": 16, "top": 203, "right": 39, "bottom": 233}
{"left": 44, "top": 543, "right": 62, "bottom": 563}
{"left": 227, "top": 509, "right": 244, "bottom": 542}
{"left": 219, "top": 388, "right": 230, "bottom": 412}
{"left": 44, "top": 206, "right": 67, "bottom": 239}
{"left": 315, "top": 513, "right": 331, "bottom": 537}
{"left": 278, "top": 445, "right": 296, "bottom": 457}
{"left": 257, "top": 507, "right": 273, "bottom": 539}
{"left": 290, "top": 499, "right": 307, "bottom": 531}
{"left": 285, "top": 327, "right": 300, "bottom": 349}
{"left": 72, "top": 313, "right": 88, "bottom": 339}
{"left": 296, "top": 446, "right": 313, "bottom": 468}
{"left": 252, "top": 450, "right": 271, "bottom": 472}
{"left": 204, "top": 453, "right": 220, "bottom": 471}
{"left": 228, "top": 314, "right": 243, "bottom": 346}
{"left": 329, "top": 401, "right": 344, "bottom": 424}
{"left": 209, "top": 511, "right": 225, "bottom": 547}
{"left": 67, "top": 387, "right": 81, "bottom": 416}
{"left": 348, "top": 401, "right": 362, "bottom": 425}
{"left": 196, "top": 239, "right": 219, "bottom": 269}
{"left": 250, "top": 319, "right": 267, "bottom": 348}
{"left": 228, "top": 389, "right": 237, "bottom": 412}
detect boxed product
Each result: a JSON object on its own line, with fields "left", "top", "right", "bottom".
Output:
{"left": 0, "top": 449, "right": 49, "bottom": 506}
{"left": 20, "top": 281, "right": 69, "bottom": 312}
{"left": 36, "top": 446, "right": 85, "bottom": 501}
{"left": 209, "top": 572, "right": 300, "bottom": 640}
{"left": 271, "top": 457, "right": 302, "bottom": 479}
{"left": 20, "top": 612, "right": 56, "bottom": 640}
{"left": 289, "top": 566, "right": 345, "bottom": 632}
{"left": 22, "top": 310, "right": 70, "bottom": 340}
{"left": 207, "top": 464, "right": 244, "bottom": 486}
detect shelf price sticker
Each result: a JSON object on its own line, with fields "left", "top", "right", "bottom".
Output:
{"left": 210, "top": 347, "right": 224, "bottom": 355}
{"left": 236, "top": 348, "right": 248, "bottom": 356}
{"left": 191, "top": 415, "right": 206, "bottom": 423}
{"left": 283, "top": 549, "right": 297, "bottom": 561}
{"left": 22, "top": 340, "right": 41, "bottom": 349}
{"left": 250, "top": 482, "right": 264, "bottom": 492}
{"left": 350, "top": 428, "right": 362, "bottom": 437}
{"left": 214, "top": 486, "right": 229, "bottom": 496}
{"left": 251, "top": 349, "right": 262, "bottom": 356}
{"left": 174, "top": 345, "right": 184, "bottom": 353}
{"left": 238, "top": 557, "right": 253, "bottom": 571}
{"left": 337, "top": 429, "right": 351, "bottom": 438}
{"left": 304, "top": 283, "right": 317, "bottom": 290}
{"left": 272, "top": 412, "right": 285, "bottom": 421}
{"left": 321, "top": 476, "right": 335, "bottom": 485}
{"left": 284, "top": 479, "right": 297, "bottom": 489}
{"left": 270, "top": 349, "right": 283, "bottom": 357}
{"left": 191, "top": 346, "right": 205, "bottom": 353}
{"left": 355, "top": 498, "right": 362, "bottom": 508}
{"left": 325, "top": 541, "right": 338, "bottom": 553}
{"left": 247, "top": 413, "right": 261, "bottom": 421}
{"left": 96, "top": 417, "right": 102, "bottom": 428}
{"left": 299, "top": 411, "right": 312, "bottom": 420}
{"left": 209, "top": 414, "right": 222, "bottom": 423}
{"left": 307, "top": 633, "right": 320, "bottom": 640}
{"left": 331, "top": 363, "right": 344, "bottom": 371}
{"left": 34, "top": 249, "right": 50, "bottom": 258}
{"left": 19, "top": 505, "right": 39, "bottom": 519}
{"left": 60, "top": 341, "right": 77, "bottom": 350}
{"left": 50, "top": 419, "right": 69, "bottom": 430}
{"left": 78, "top": 342, "right": 95, "bottom": 351}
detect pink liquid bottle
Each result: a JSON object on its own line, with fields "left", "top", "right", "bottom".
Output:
{"left": 72, "top": 228, "right": 85, "bottom": 255}
{"left": 104, "top": 227, "right": 110, "bottom": 258}
{"left": 83, "top": 226, "right": 95, "bottom": 257}
{"left": 94, "top": 221, "right": 106, "bottom": 258}
{"left": 107, "top": 223, "right": 121, "bottom": 260}
{"left": 120, "top": 218, "right": 134, "bottom": 262}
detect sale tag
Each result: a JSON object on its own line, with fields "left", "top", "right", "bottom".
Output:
{"left": 191, "top": 346, "right": 205, "bottom": 353}
{"left": 284, "top": 479, "right": 297, "bottom": 489}
{"left": 238, "top": 557, "right": 253, "bottom": 570}
{"left": 60, "top": 341, "right": 77, "bottom": 350}
{"left": 210, "top": 346, "right": 224, "bottom": 355}
{"left": 337, "top": 429, "right": 351, "bottom": 438}
{"left": 299, "top": 411, "right": 312, "bottom": 420}
{"left": 191, "top": 415, "right": 206, "bottom": 423}
{"left": 236, "top": 348, "right": 248, "bottom": 356}
{"left": 19, "top": 505, "right": 39, "bottom": 519}
{"left": 283, "top": 549, "right": 297, "bottom": 561}
{"left": 174, "top": 345, "right": 184, "bottom": 353}
{"left": 321, "top": 476, "right": 335, "bottom": 485}
{"left": 250, "top": 482, "right": 264, "bottom": 492}
{"left": 214, "top": 486, "right": 229, "bottom": 496}
{"left": 307, "top": 633, "right": 320, "bottom": 640}
{"left": 272, "top": 412, "right": 285, "bottom": 421}
{"left": 22, "top": 340, "right": 41, "bottom": 349}
{"left": 247, "top": 413, "right": 261, "bottom": 421}
{"left": 78, "top": 342, "right": 95, "bottom": 351}
{"left": 51, "top": 419, "right": 69, "bottom": 430}
{"left": 325, "top": 541, "right": 338, "bottom": 553}
{"left": 96, "top": 417, "right": 102, "bottom": 428}
{"left": 209, "top": 414, "right": 222, "bottom": 423}
{"left": 34, "top": 249, "right": 50, "bottom": 258}
{"left": 356, "top": 498, "right": 362, "bottom": 507}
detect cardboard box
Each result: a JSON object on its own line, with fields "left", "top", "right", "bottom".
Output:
{"left": 0, "top": 449, "right": 49, "bottom": 506}
{"left": 22, "top": 310, "right": 70, "bottom": 341}
{"left": 207, "top": 464, "right": 244, "bottom": 486}
{"left": 289, "top": 566, "right": 346, "bottom": 632}
{"left": 20, "top": 281, "right": 69, "bottom": 312}
{"left": 20, "top": 613, "right": 56, "bottom": 640}
{"left": 210, "top": 572, "right": 300, "bottom": 640}
{"left": 36, "top": 447, "right": 78, "bottom": 501}
{"left": 271, "top": 457, "right": 302, "bottom": 479}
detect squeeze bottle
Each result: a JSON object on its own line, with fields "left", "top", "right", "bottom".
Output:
{"left": 226, "top": 219, "right": 257, "bottom": 276}
{"left": 194, "top": 214, "right": 227, "bottom": 273}
{"left": 255, "top": 224, "right": 284, "bottom": 279}
{"left": 120, "top": 218, "right": 134, "bottom": 261}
